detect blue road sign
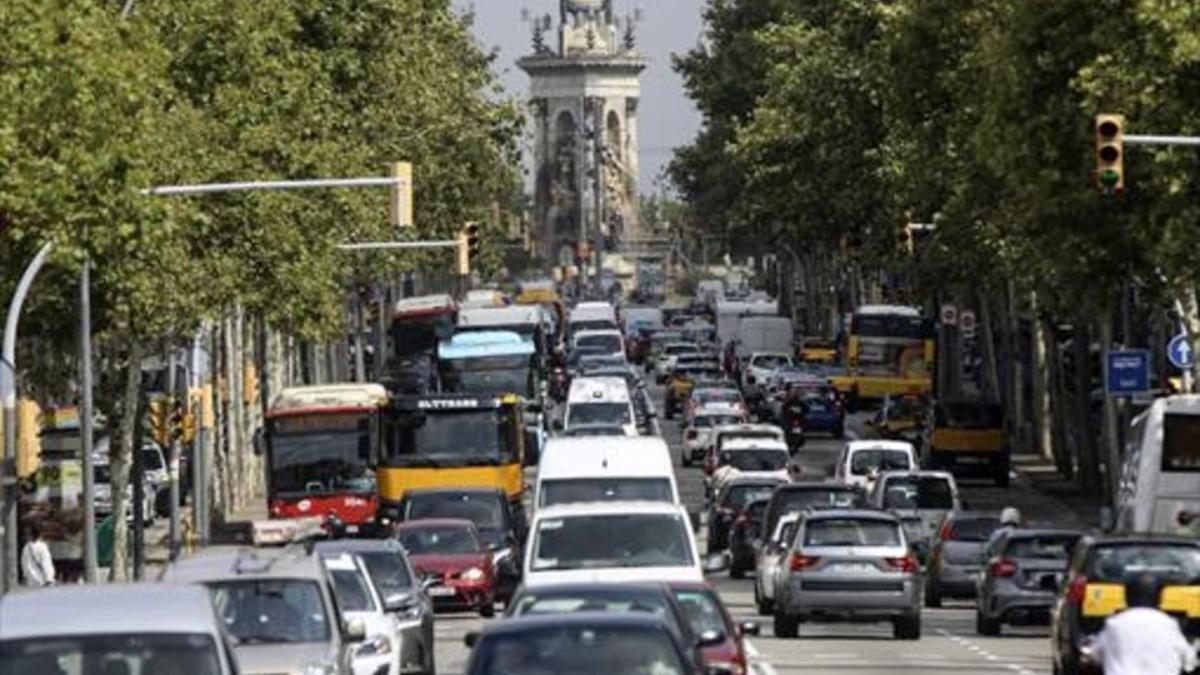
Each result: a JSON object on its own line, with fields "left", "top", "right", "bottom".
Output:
{"left": 1106, "top": 350, "right": 1151, "bottom": 396}
{"left": 1168, "top": 334, "right": 1195, "bottom": 370}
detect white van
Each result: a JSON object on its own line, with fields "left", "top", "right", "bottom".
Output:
{"left": 523, "top": 502, "right": 705, "bottom": 587}
{"left": 1116, "top": 395, "right": 1200, "bottom": 534}
{"left": 568, "top": 301, "right": 618, "bottom": 335}
{"left": 564, "top": 377, "right": 637, "bottom": 436}
{"left": 716, "top": 300, "right": 776, "bottom": 346}
{"left": 572, "top": 328, "right": 627, "bottom": 361}
{"left": 536, "top": 437, "right": 679, "bottom": 508}
{"left": 834, "top": 440, "right": 917, "bottom": 490}
{"left": 736, "top": 315, "right": 794, "bottom": 359}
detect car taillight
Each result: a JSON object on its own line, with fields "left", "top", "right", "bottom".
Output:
{"left": 789, "top": 553, "right": 820, "bottom": 571}
{"left": 989, "top": 558, "right": 1018, "bottom": 578}
{"left": 885, "top": 555, "right": 919, "bottom": 574}
{"left": 1066, "top": 576, "right": 1087, "bottom": 605}
{"left": 939, "top": 521, "right": 956, "bottom": 541}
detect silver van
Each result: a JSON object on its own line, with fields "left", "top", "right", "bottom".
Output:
{"left": 0, "top": 583, "right": 237, "bottom": 674}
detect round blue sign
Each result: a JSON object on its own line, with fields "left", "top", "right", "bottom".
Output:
{"left": 1168, "top": 334, "right": 1195, "bottom": 369}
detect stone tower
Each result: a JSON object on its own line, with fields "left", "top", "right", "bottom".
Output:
{"left": 519, "top": 0, "right": 647, "bottom": 267}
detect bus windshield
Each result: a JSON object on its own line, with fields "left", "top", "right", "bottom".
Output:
{"left": 383, "top": 409, "right": 514, "bottom": 467}
{"left": 267, "top": 414, "right": 374, "bottom": 497}
{"left": 440, "top": 355, "right": 534, "bottom": 398}
{"left": 393, "top": 312, "right": 455, "bottom": 357}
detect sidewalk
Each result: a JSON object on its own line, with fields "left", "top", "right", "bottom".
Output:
{"left": 210, "top": 499, "right": 267, "bottom": 545}
{"left": 1010, "top": 453, "right": 1105, "bottom": 528}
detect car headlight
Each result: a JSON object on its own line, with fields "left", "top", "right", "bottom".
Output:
{"left": 461, "top": 566, "right": 486, "bottom": 581}
{"left": 301, "top": 661, "right": 337, "bottom": 675}
{"left": 355, "top": 635, "right": 393, "bottom": 658}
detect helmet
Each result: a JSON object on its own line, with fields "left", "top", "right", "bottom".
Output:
{"left": 1000, "top": 507, "right": 1021, "bottom": 526}
{"left": 1125, "top": 572, "right": 1162, "bottom": 608}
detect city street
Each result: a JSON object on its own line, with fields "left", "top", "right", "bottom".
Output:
{"left": 429, "top": 383, "right": 1088, "bottom": 675}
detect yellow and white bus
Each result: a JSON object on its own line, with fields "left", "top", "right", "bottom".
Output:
{"left": 837, "top": 304, "right": 934, "bottom": 402}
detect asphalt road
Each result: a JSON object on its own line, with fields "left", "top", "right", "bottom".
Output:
{"left": 432, "top": 382, "right": 1081, "bottom": 675}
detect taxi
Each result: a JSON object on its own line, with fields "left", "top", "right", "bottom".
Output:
{"left": 922, "top": 400, "right": 1009, "bottom": 487}
{"left": 664, "top": 360, "right": 723, "bottom": 418}
{"left": 1050, "top": 535, "right": 1200, "bottom": 675}
{"left": 868, "top": 395, "right": 927, "bottom": 443}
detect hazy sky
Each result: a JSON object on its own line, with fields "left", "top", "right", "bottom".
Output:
{"left": 452, "top": 1, "right": 705, "bottom": 194}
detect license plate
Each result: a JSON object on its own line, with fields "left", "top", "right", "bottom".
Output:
{"left": 830, "top": 563, "right": 874, "bottom": 573}
{"left": 344, "top": 525, "right": 359, "bottom": 535}
{"left": 426, "top": 586, "right": 456, "bottom": 597}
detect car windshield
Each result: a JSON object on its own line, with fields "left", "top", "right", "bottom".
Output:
{"left": 396, "top": 526, "right": 482, "bottom": 555}
{"left": 694, "top": 415, "right": 742, "bottom": 429}
{"left": 805, "top": 518, "right": 902, "bottom": 547}
{"left": 533, "top": 514, "right": 693, "bottom": 571}
{"left": 753, "top": 355, "right": 791, "bottom": 369}
{"left": 473, "top": 625, "right": 686, "bottom": 675}
{"left": 540, "top": 478, "right": 674, "bottom": 507}
{"left": 568, "top": 402, "right": 631, "bottom": 427}
{"left": 1089, "top": 544, "right": 1200, "bottom": 583}
{"left": 404, "top": 492, "right": 505, "bottom": 531}
{"left": 142, "top": 448, "right": 164, "bottom": 471}
{"left": 881, "top": 477, "right": 955, "bottom": 510}
{"left": 325, "top": 562, "right": 378, "bottom": 612}
{"left": 576, "top": 334, "right": 623, "bottom": 354}
{"left": 208, "top": 579, "right": 331, "bottom": 644}
{"left": 725, "top": 483, "right": 780, "bottom": 510}
{"left": 1003, "top": 535, "right": 1081, "bottom": 560}
{"left": 850, "top": 449, "right": 912, "bottom": 476}
{"left": 0, "top": 633, "right": 223, "bottom": 675}
{"left": 672, "top": 588, "right": 727, "bottom": 638}
{"left": 358, "top": 550, "right": 414, "bottom": 597}
{"left": 723, "top": 450, "right": 788, "bottom": 472}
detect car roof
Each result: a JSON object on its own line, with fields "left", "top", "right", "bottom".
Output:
{"left": 574, "top": 328, "right": 623, "bottom": 338}
{"left": 721, "top": 438, "right": 789, "bottom": 452}
{"left": 514, "top": 581, "right": 670, "bottom": 597}
{"left": 534, "top": 501, "right": 687, "bottom": 520}
{"left": 543, "top": 436, "right": 669, "bottom": 456}
{"left": 568, "top": 376, "right": 631, "bottom": 402}
{"left": 164, "top": 545, "right": 327, "bottom": 583}
{"left": 539, "top": 441, "right": 673, "bottom": 479}
{"left": 0, "top": 584, "right": 219, "bottom": 640}
{"left": 802, "top": 508, "right": 901, "bottom": 523}
{"left": 479, "top": 611, "right": 674, "bottom": 638}
{"left": 715, "top": 423, "right": 783, "bottom": 435}
{"left": 879, "top": 469, "right": 956, "bottom": 481}
{"left": 313, "top": 538, "right": 408, "bottom": 555}
{"left": 846, "top": 440, "right": 915, "bottom": 452}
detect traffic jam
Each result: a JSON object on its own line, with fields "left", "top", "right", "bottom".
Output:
{"left": 5, "top": 281, "right": 1200, "bottom": 675}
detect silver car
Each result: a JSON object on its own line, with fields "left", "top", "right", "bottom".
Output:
{"left": 868, "top": 470, "right": 962, "bottom": 538}
{"left": 774, "top": 509, "right": 922, "bottom": 640}
{"left": 0, "top": 583, "right": 237, "bottom": 674}
{"left": 164, "top": 544, "right": 364, "bottom": 674}
{"left": 754, "top": 512, "right": 801, "bottom": 615}
{"left": 975, "top": 528, "right": 1083, "bottom": 635}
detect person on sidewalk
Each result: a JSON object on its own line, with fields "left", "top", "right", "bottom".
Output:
{"left": 1088, "top": 572, "right": 1197, "bottom": 675}
{"left": 20, "top": 521, "right": 56, "bottom": 587}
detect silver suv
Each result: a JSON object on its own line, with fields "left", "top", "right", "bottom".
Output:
{"left": 164, "top": 544, "right": 364, "bottom": 674}
{"left": 774, "top": 509, "right": 922, "bottom": 640}
{"left": 975, "top": 528, "right": 1082, "bottom": 636}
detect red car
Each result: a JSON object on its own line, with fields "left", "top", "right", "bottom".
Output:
{"left": 393, "top": 518, "right": 496, "bottom": 617}
{"left": 668, "top": 581, "right": 760, "bottom": 675}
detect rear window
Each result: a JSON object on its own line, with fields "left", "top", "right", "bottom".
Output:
{"left": 849, "top": 449, "right": 912, "bottom": 476}
{"left": 804, "top": 518, "right": 901, "bottom": 547}
{"left": 1163, "top": 413, "right": 1200, "bottom": 472}
{"left": 724, "top": 484, "right": 779, "bottom": 510}
{"left": 1088, "top": 544, "right": 1200, "bottom": 583}
{"left": 695, "top": 415, "right": 742, "bottom": 429}
{"left": 936, "top": 403, "right": 1003, "bottom": 429}
{"left": 1002, "top": 534, "right": 1081, "bottom": 560}
{"left": 881, "top": 477, "right": 954, "bottom": 510}
{"left": 945, "top": 517, "right": 1001, "bottom": 542}
{"left": 722, "top": 450, "right": 788, "bottom": 472}
{"left": 752, "top": 355, "right": 790, "bottom": 369}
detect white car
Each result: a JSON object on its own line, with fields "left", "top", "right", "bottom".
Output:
{"left": 755, "top": 513, "right": 802, "bottom": 615}
{"left": 563, "top": 376, "right": 638, "bottom": 436}
{"left": 524, "top": 501, "right": 715, "bottom": 587}
{"left": 710, "top": 438, "right": 792, "bottom": 495}
{"left": 572, "top": 328, "right": 627, "bottom": 362}
{"left": 741, "top": 352, "right": 794, "bottom": 397}
{"left": 654, "top": 342, "right": 700, "bottom": 382}
{"left": 320, "top": 551, "right": 403, "bottom": 675}
{"left": 833, "top": 440, "right": 917, "bottom": 490}
{"left": 683, "top": 407, "right": 748, "bottom": 466}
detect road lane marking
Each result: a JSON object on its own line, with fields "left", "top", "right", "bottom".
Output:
{"left": 937, "top": 628, "right": 1043, "bottom": 675}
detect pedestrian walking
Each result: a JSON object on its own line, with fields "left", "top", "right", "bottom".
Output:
{"left": 1089, "top": 572, "right": 1197, "bottom": 675}
{"left": 20, "top": 520, "right": 56, "bottom": 587}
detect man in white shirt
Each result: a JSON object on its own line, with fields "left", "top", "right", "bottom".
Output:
{"left": 20, "top": 521, "right": 56, "bottom": 587}
{"left": 1090, "top": 573, "right": 1197, "bottom": 675}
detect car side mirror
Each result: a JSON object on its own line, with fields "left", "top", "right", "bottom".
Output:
{"left": 738, "top": 620, "right": 761, "bottom": 637}
{"left": 343, "top": 617, "right": 367, "bottom": 643}
{"left": 697, "top": 629, "right": 725, "bottom": 647}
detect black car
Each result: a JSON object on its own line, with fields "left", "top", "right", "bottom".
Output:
{"left": 399, "top": 487, "right": 525, "bottom": 602}
{"left": 464, "top": 612, "right": 704, "bottom": 675}
{"left": 761, "top": 481, "right": 866, "bottom": 545}
{"left": 729, "top": 498, "right": 771, "bottom": 579}
{"left": 706, "top": 477, "right": 784, "bottom": 555}
{"left": 314, "top": 539, "right": 435, "bottom": 675}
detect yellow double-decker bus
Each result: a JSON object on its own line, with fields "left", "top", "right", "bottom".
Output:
{"left": 376, "top": 394, "right": 528, "bottom": 526}
{"left": 836, "top": 304, "right": 935, "bottom": 403}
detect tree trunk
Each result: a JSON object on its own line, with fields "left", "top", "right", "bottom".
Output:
{"left": 1181, "top": 286, "right": 1200, "bottom": 392}
{"left": 1048, "top": 317, "right": 1073, "bottom": 478}
{"left": 1030, "top": 291, "right": 1053, "bottom": 461}
{"left": 108, "top": 342, "right": 143, "bottom": 582}
{"left": 1007, "top": 281, "right": 1025, "bottom": 453}
{"left": 1099, "top": 316, "right": 1121, "bottom": 504}
{"left": 1073, "top": 321, "right": 1101, "bottom": 495}
{"left": 978, "top": 291, "right": 1002, "bottom": 404}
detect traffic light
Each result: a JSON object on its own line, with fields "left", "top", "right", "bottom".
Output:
{"left": 389, "top": 161, "right": 413, "bottom": 228}
{"left": 456, "top": 222, "right": 479, "bottom": 276}
{"left": 465, "top": 222, "right": 481, "bottom": 259}
{"left": 1095, "top": 114, "right": 1125, "bottom": 196}
{"left": 899, "top": 221, "right": 914, "bottom": 255}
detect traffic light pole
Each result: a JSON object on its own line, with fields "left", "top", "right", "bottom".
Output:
{"left": 1125, "top": 134, "right": 1200, "bottom": 147}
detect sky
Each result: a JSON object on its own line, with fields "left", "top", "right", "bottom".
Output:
{"left": 451, "top": 1, "right": 706, "bottom": 195}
